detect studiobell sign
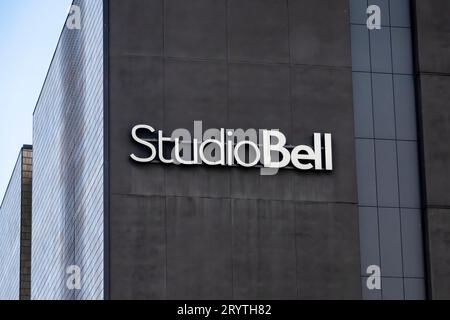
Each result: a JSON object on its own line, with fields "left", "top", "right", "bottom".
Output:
{"left": 130, "top": 122, "right": 333, "bottom": 171}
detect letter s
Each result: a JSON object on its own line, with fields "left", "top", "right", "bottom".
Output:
{"left": 130, "top": 125, "right": 157, "bottom": 163}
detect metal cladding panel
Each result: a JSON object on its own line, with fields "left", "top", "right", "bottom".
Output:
{"left": 32, "top": 0, "right": 104, "bottom": 300}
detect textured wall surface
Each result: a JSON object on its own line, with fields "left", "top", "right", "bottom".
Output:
{"left": 19, "top": 147, "right": 33, "bottom": 300}
{"left": 350, "top": 0, "right": 425, "bottom": 300}
{"left": 108, "top": 0, "right": 360, "bottom": 299}
{"left": 0, "top": 146, "right": 33, "bottom": 300}
{"left": 32, "top": 0, "right": 104, "bottom": 300}
{"left": 412, "top": 0, "right": 450, "bottom": 300}
{"left": 0, "top": 152, "right": 22, "bottom": 300}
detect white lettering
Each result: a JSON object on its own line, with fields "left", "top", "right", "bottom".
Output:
{"left": 262, "top": 130, "right": 291, "bottom": 169}
{"left": 130, "top": 125, "right": 157, "bottom": 163}
{"left": 130, "top": 123, "right": 334, "bottom": 172}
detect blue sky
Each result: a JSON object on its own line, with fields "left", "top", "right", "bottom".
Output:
{"left": 0, "top": 0, "right": 72, "bottom": 202}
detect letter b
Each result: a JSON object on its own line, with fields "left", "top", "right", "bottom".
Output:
{"left": 262, "top": 130, "right": 291, "bottom": 169}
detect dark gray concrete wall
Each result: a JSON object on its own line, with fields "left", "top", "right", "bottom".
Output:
{"left": 108, "top": 0, "right": 360, "bottom": 299}
{"left": 412, "top": 0, "right": 450, "bottom": 300}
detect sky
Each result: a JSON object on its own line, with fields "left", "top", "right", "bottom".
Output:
{"left": 0, "top": 0, "right": 72, "bottom": 203}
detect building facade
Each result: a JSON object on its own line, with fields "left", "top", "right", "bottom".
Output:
{"left": 0, "top": 0, "right": 449, "bottom": 300}
{"left": 31, "top": 0, "right": 104, "bottom": 300}
{"left": 0, "top": 146, "right": 32, "bottom": 300}
{"left": 412, "top": 0, "right": 450, "bottom": 300}
{"left": 350, "top": 0, "right": 425, "bottom": 299}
